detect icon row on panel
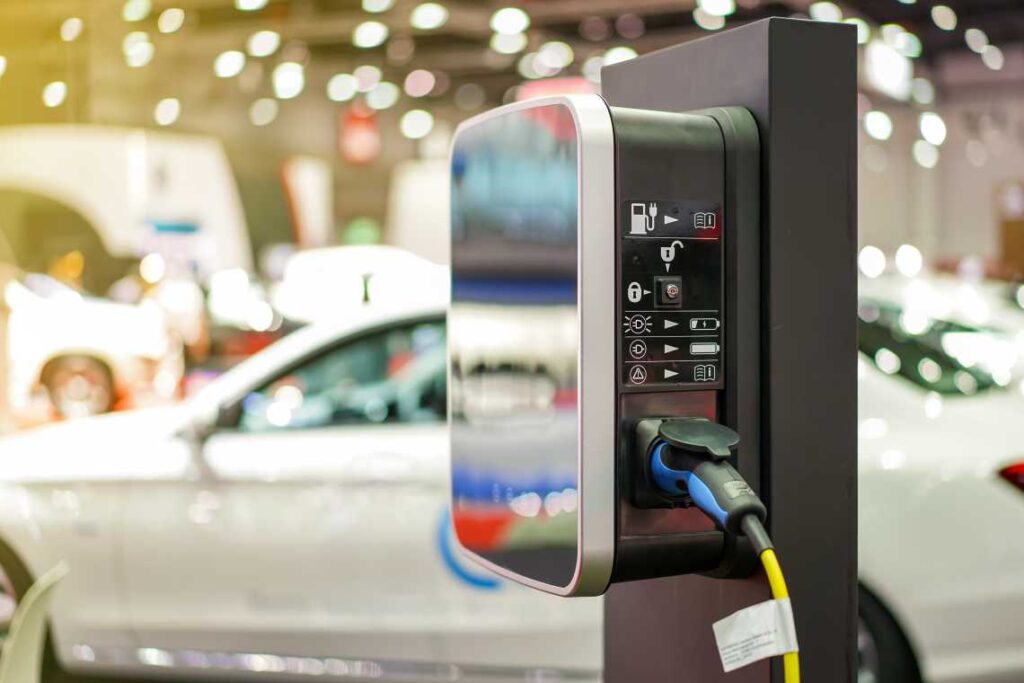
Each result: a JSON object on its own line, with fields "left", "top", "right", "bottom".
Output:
{"left": 626, "top": 362, "right": 718, "bottom": 386}
{"left": 627, "top": 339, "right": 720, "bottom": 361}
{"left": 623, "top": 314, "right": 720, "bottom": 336}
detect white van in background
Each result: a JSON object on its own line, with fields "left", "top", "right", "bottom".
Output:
{"left": 0, "top": 126, "right": 253, "bottom": 421}
{"left": 0, "top": 125, "right": 253, "bottom": 283}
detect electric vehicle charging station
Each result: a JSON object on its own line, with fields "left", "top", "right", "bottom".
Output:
{"left": 448, "top": 17, "right": 857, "bottom": 682}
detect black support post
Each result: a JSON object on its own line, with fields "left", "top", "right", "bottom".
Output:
{"left": 602, "top": 18, "right": 858, "bottom": 683}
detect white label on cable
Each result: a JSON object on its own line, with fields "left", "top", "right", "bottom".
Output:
{"left": 712, "top": 598, "right": 799, "bottom": 673}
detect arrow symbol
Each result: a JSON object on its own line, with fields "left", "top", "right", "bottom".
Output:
{"left": 664, "top": 343, "right": 678, "bottom": 354}
{"left": 664, "top": 369, "right": 678, "bottom": 379}
{"left": 664, "top": 319, "right": 678, "bottom": 329}
{"left": 643, "top": 289, "right": 651, "bottom": 295}
{"left": 665, "top": 215, "right": 678, "bottom": 224}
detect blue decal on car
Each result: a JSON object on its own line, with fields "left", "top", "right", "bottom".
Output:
{"left": 437, "top": 509, "right": 501, "bottom": 591}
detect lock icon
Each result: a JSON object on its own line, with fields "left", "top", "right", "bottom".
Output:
{"left": 627, "top": 281, "right": 643, "bottom": 304}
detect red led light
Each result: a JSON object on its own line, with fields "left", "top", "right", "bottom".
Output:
{"left": 998, "top": 463, "right": 1024, "bottom": 493}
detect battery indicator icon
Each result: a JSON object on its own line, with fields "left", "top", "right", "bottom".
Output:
{"left": 690, "top": 318, "right": 720, "bottom": 331}
{"left": 690, "top": 342, "right": 720, "bottom": 355}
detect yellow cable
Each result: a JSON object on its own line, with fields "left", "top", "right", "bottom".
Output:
{"left": 760, "top": 548, "right": 801, "bottom": 683}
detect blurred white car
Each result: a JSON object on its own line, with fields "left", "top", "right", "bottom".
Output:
{"left": 1, "top": 285, "right": 1023, "bottom": 683}
{"left": 0, "top": 297, "right": 600, "bottom": 682}
{"left": 270, "top": 246, "right": 447, "bottom": 325}
{"left": 4, "top": 274, "right": 182, "bottom": 419}
{"left": 857, "top": 289, "right": 1024, "bottom": 683}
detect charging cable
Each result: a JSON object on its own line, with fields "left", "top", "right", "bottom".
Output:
{"left": 648, "top": 418, "right": 801, "bottom": 683}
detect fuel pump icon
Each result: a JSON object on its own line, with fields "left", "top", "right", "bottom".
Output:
{"left": 630, "top": 203, "right": 658, "bottom": 234}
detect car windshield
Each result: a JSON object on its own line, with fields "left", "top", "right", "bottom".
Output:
{"left": 238, "top": 320, "right": 447, "bottom": 431}
{"left": 858, "top": 298, "right": 1019, "bottom": 396}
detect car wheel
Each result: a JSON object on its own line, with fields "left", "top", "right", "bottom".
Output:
{"left": 43, "top": 356, "right": 115, "bottom": 419}
{"left": 858, "top": 585, "right": 923, "bottom": 683}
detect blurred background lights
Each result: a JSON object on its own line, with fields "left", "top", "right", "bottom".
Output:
{"left": 490, "top": 32, "right": 527, "bottom": 55}
{"left": 603, "top": 46, "right": 637, "bottom": 66}
{"left": 387, "top": 35, "right": 416, "bottom": 63}
{"left": 698, "top": 0, "right": 736, "bottom": 18}
{"left": 247, "top": 30, "right": 281, "bottom": 57}
{"left": 863, "top": 110, "right": 893, "bottom": 141}
{"left": 327, "top": 73, "right": 358, "bottom": 102}
{"left": 453, "top": 83, "right": 485, "bottom": 110}
{"left": 123, "top": 32, "right": 155, "bottom": 68}
{"left": 491, "top": 7, "right": 530, "bottom": 35}
{"left": 139, "top": 253, "right": 166, "bottom": 284}
{"left": 214, "top": 50, "right": 246, "bottom": 78}
{"left": 931, "top": 5, "right": 957, "bottom": 31}
{"left": 583, "top": 55, "right": 604, "bottom": 83}
{"left": 157, "top": 8, "right": 185, "bottom": 34}
{"left": 122, "top": 0, "right": 151, "bottom": 22}
{"left": 538, "top": 41, "right": 574, "bottom": 69}
{"left": 615, "top": 14, "right": 645, "bottom": 40}
{"left": 809, "top": 2, "right": 842, "bottom": 23}
{"left": 60, "top": 17, "right": 84, "bottom": 42}
{"left": 895, "top": 244, "right": 924, "bottom": 277}
{"left": 249, "top": 97, "right": 278, "bottom": 125}
{"left": 366, "top": 81, "right": 400, "bottom": 109}
{"left": 966, "top": 139, "right": 988, "bottom": 167}
{"left": 900, "top": 309, "right": 931, "bottom": 335}
{"left": 919, "top": 112, "right": 947, "bottom": 146}
{"left": 876, "top": 448, "right": 909, "bottom": 471}
{"left": 858, "top": 245, "right": 886, "bottom": 278}
{"left": 153, "top": 98, "right": 181, "bottom": 126}
{"left": 404, "top": 70, "right": 435, "bottom": 97}
{"left": 579, "top": 16, "right": 611, "bottom": 41}
{"left": 965, "top": 28, "right": 988, "bottom": 53}
{"left": 844, "top": 18, "right": 870, "bottom": 45}
{"left": 981, "top": 45, "right": 1004, "bottom": 71}
{"left": 418, "top": 120, "right": 452, "bottom": 158}
{"left": 859, "top": 416, "right": 890, "bottom": 438}
{"left": 516, "top": 53, "right": 542, "bottom": 79}
{"left": 235, "top": 0, "right": 269, "bottom": 10}
{"left": 400, "top": 109, "right": 434, "bottom": 139}
{"left": 894, "top": 31, "right": 922, "bottom": 59}
{"left": 42, "top": 81, "right": 67, "bottom": 108}
{"left": 864, "top": 40, "right": 912, "bottom": 100}
{"left": 911, "top": 78, "right": 935, "bottom": 105}
{"left": 881, "top": 23, "right": 904, "bottom": 47}
{"left": 410, "top": 3, "right": 449, "bottom": 30}
{"left": 272, "top": 62, "right": 305, "bottom": 99}
{"left": 362, "top": 0, "right": 395, "bottom": 12}
{"left": 693, "top": 8, "right": 726, "bottom": 31}
{"left": 913, "top": 139, "right": 939, "bottom": 168}
{"left": 353, "top": 21, "right": 389, "bottom": 48}
{"left": 874, "top": 349, "right": 901, "bottom": 376}
{"left": 0, "top": 57, "right": 7, "bottom": 80}
{"left": 354, "top": 65, "right": 382, "bottom": 92}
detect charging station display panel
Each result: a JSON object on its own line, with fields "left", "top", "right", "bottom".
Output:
{"left": 449, "top": 97, "right": 615, "bottom": 595}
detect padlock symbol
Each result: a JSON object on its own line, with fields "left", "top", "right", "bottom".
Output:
{"left": 627, "top": 281, "right": 643, "bottom": 304}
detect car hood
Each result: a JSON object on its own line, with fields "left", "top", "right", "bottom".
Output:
{"left": 9, "top": 295, "right": 172, "bottom": 359}
{"left": 0, "top": 406, "right": 191, "bottom": 483}
{"left": 859, "top": 363, "right": 1024, "bottom": 477}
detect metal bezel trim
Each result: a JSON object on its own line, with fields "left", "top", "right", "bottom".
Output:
{"left": 447, "top": 93, "right": 617, "bottom": 597}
